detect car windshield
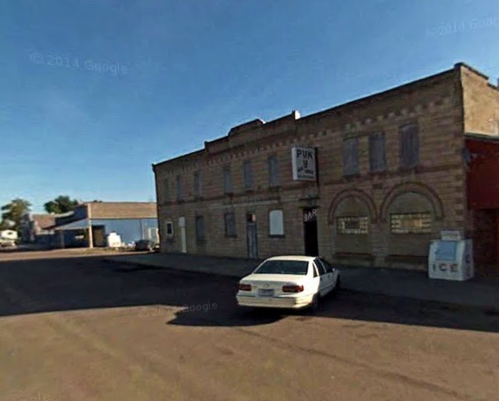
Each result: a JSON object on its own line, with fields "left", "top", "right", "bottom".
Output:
{"left": 254, "top": 260, "right": 309, "bottom": 275}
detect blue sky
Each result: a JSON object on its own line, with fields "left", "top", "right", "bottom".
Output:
{"left": 1, "top": 0, "right": 498, "bottom": 213}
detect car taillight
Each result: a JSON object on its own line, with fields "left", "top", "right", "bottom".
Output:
{"left": 238, "top": 283, "right": 252, "bottom": 291}
{"left": 282, "top": 285, "right": 304, "bottom": 293}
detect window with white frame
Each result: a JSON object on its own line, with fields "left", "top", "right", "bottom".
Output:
{"left": 269, "top": 210, "right": 284, "bottom": 236}
{"left": 337, "top": 216, "right": 369, "bottom": 234}
{"left": 165, "top": 221, "right": 174, "bottom": 238}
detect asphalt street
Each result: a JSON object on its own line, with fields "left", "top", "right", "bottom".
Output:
{"left": 0, "top": 251, "right": 498, "bottom": 401}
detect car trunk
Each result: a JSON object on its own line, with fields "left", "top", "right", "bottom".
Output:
{"left": 241, "top": 274, "right": 308, "bottom": 297}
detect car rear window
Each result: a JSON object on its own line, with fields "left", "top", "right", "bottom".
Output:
{"left": 254, "top": 260, "right": 309, "bottom": 275}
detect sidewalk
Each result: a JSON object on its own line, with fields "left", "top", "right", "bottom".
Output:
{"left": 105, "top": 253, "right": 499, "bottom": 312}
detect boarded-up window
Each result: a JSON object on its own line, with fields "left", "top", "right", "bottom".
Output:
{"left": 268, "top": 155, "right": 279, "bottom": 187}
{"left": 337, "top": 216, "right": 369, "bottom": 234}
{"left": 224, "top": 213, "right": 236, "bottom": 237}
{"left": 399, "top": 124, "right": 420, "bottom": 168}
{"left": 343, "top": 138, "right": 359, "bottom": 176}
{"left": 390, "top": 212, "right": 432, "bottom": 234}
{"left": 223, "top": 167, "right": 233, "bottom": 194}
{"left": 161, "top": 178, "right": 170, "bottom": 202}
{"left": 176, "top": 175, "right": 183, "bottom": 201}
{"left": 243, "top": 161, "right": 254, "bottom": 190}
{"left": 269, "top": 210, "right": 284, "bottom": 236}
{"left": 369, "top": 133, "right": 386, "bottom": 172}
{"left": 194, "top": 171, "right": 202, "bottom": 198}
{"left": 195, "top": 216, "right": 205, "bottom": 241}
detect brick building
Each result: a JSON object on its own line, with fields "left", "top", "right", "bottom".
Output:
{"left": 153, "top": 63, "right": 499, "bottom": 273}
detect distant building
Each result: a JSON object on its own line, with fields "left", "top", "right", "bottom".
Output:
{"left": 52, "top": 202, "right": 158, "bottom": 248}
{"left": 20, "top": 214, "right": 57, "bottom": 244}
{"left": 153, "top": 63, "right": 499, "bottom": 274}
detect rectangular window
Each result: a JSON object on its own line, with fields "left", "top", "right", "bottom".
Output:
{"left": 268, "top": 155, "right": 279, "bottom": 187}
{"left": 161, "top": 178, "right": 170, "bottom": 202}
{"left": 224, "top": 212, "right": 237, "bottom": 237}
{"left": 176, "top": 175, "right": 183, "bottom": 201}
{"left": 269, "top": 210, "right": 284, "bottom": 236}
{"left": 223, "top": 167, "right": 233, "bottom": 194}
{"left": 390, "top": 212, "right": 432, "bottom": 234}
{"left": 194, "top": 171, "right": 202, "bottom": 198}
{"left": 337, "top": 216, "right": 369, "bottom": 234}
{"left": 243, "top": 161, "right": 254, "bottom": 190}
{"left": 369, "top": 133, "right": 386, "bottom": 172}
{"left": 195, "top": 216, "right": 205, "bottom": 241}
{"left": 343, "top": 138, "right": 359, "bottom": 176}
{"left": 165, "top": 221, "right": 174, "bottom": 237}
{"left": 399, "top": 124, "right": 420, "bottom": 168}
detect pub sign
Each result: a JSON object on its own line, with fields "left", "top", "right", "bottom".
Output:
{"left": 291, "top": 147, "right": 317, "bottom": 181}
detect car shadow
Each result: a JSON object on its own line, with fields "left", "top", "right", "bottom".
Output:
{"left": 168, "top": 289, "right": 499, "bottom": 333}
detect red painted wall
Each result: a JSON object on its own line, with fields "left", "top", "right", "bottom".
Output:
{"left": 466, "top": 138, "right": 499, "bottom": 210}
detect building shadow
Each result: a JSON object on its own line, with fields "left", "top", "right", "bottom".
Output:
{"left": 0, "top": 253, "right": 497, "bottom": 333}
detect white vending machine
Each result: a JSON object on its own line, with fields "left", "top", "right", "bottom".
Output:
{"left": 106, "top": 232, "right": 122, "bottom": 248}
{"left": 428, "top": 231, "right": 474, "bottom": 281}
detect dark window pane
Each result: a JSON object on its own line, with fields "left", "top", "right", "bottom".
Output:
{"left": 268, "top": 155, "right": 279, "bottom": 187}
{"left": 343, "top": 138, "right": 359, "bottom": 176}
{"left": 254, "top": 260, "right": 309, "bottom": 275}
{"left": 194, "top": 172, "right": 202, "bottom": 197}
{"left": 195, "top": 216, "right": 205, "bottom": 241}
{"left": 223, "top": 168, "right": 233, "bottom": 193}
{"left": 243, "top": 161, "right": 254, "bottom": 189}
{"left": 399, "top": 124, "right": 420, "bottom": 168}
{"left": 224, "top": 213, "right": 236, "bottom": 236}
{"left": 369, "top": 133, "right": 386, "bottom": 172}
{"left": 162, "top": 178, "right": 170, "bottom": 202}
{"left": 314, "top": 260, "right": 327, "bottom": 275}
{"left": 176, "top": 175, "right": 183, "bottom": 200}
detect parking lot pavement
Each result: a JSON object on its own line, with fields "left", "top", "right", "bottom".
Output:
{"left": 0, "top": 252, "right": 498, "bottom": 401}
{"left": 107, "top": 252, "right": 499, "bottom": 312}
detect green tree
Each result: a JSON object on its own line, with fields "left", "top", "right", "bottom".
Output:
{"left": 1, "top": 198, "right": 31, "bottom": 231}
{"left": 44, "top": 196, "right": 79, "bottom": 214}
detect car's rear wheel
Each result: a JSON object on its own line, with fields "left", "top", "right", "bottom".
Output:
{"left": 332, "top": 276, "right": 341, "bottom": 297}
{"left": 310, "top": 294, "right": 320, "bottom": 313}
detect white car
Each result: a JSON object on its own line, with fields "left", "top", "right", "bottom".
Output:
{"left": 236, "top": 256, "right": 340, "bottom": 310}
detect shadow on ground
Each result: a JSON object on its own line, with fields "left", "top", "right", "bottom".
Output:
{"left": 167, "top": 289, "right": 499, "bottom": 333}
{"left": 0, "top": 252, "right": 498, "bottom": 333}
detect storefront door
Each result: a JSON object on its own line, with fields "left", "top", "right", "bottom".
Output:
{"left": 303, "top": 208, "right": 319, "bottom": 256}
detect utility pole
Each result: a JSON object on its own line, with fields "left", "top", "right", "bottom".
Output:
{"left": 87, "top": 203, "right": 94, "bottom": 249}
